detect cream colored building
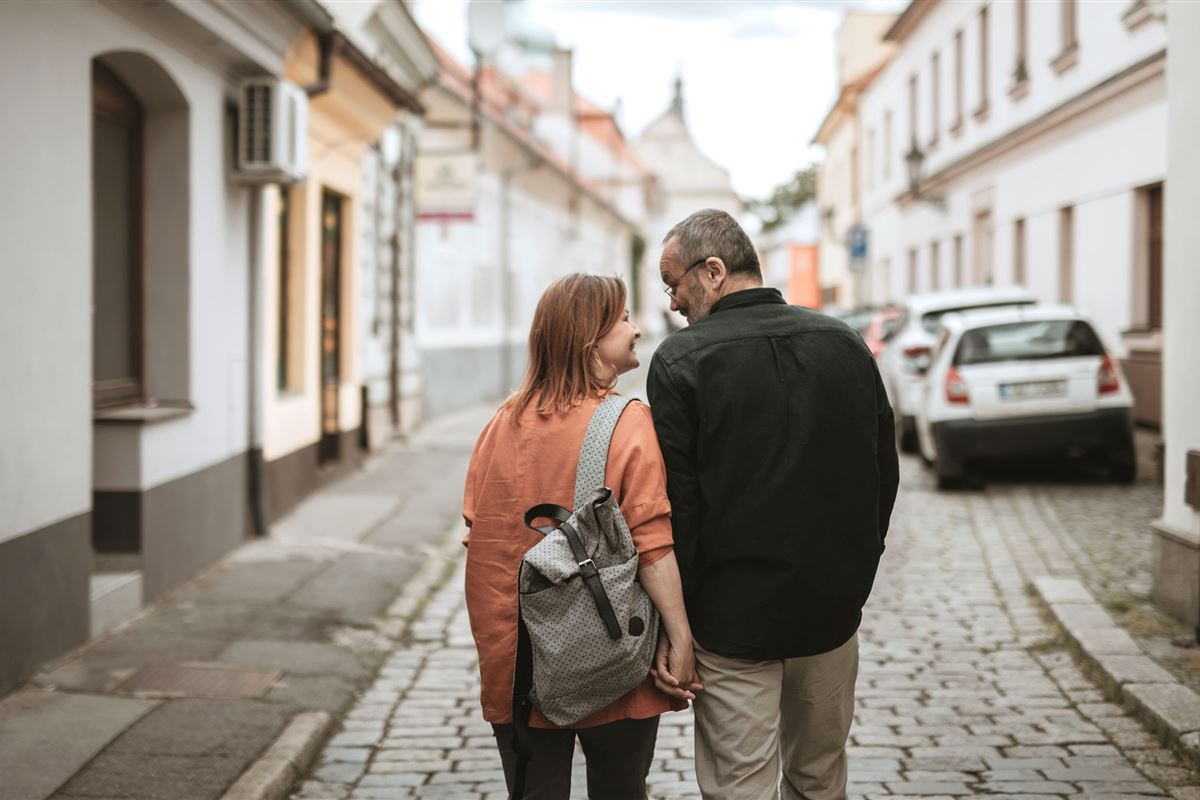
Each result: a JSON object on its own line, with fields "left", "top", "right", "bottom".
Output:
{"left": 262, "top": 28, "right": 426, "bottom": 520}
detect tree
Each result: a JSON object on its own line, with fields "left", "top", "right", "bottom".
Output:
{"left": 747, "top": 164, "right": 818, "bottom": 232}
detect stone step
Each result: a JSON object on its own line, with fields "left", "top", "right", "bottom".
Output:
{"left": 89, "top": 571, "right": 142, "bottom": 639}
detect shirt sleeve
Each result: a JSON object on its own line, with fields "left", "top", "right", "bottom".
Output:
{"left": 463, "top": 412, "right": 501, "bottom": 530}
{"left": 646, "top": 352, "right": 703, "bottom": 594}
{"left": 606, "top": 400, "right": 674, "bottom": 569}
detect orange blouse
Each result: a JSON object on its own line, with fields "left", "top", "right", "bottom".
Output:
{"left": 462, "top": 392, "right": 684, "bottom": 728}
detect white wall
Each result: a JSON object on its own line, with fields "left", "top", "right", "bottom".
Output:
{"left": 1162, "top": 0, "right": 1200, "bottom": 538}
{"left": 857, "top": 0, "right": 1166, "bottom": 352}
{"left": 0, "top": 2, "right": 259, "bottom": 542}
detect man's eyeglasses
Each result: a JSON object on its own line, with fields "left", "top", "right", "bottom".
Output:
{"left": 663, "top": 258, "right": 709, "bottom": 299}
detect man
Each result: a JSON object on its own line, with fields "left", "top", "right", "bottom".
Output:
{"left": 647, "top": 209, "right": 899, "bottom": 800}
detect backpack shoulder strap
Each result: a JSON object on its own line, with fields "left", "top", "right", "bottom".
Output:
{"left": 573, "top": 394, "right": 636, "bottom": 509}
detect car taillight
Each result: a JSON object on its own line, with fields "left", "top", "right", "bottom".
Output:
{"left": 903, "top": 345, "right": 933, "bottom": 373}
{"left": 1098, "top": 355, "right": 1120, "bottom": 394}
{"left": 945, "top": 366, "right": 969, "bottom": 404}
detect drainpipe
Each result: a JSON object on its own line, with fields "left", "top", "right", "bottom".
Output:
{"left": 304, "top": 33, "right": 334, "bottom": 99}
{"left": 247, "top": 186, "right": 267, "bottom": 536}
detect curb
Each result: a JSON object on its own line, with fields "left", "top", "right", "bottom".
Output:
{"left": 1031, "top": 576, "right": 1200, "bottom": 767}
{"left": 219, "top": 524, "right": 467, "bottom": 800}
{"left": 220, "top": 711, "right": 334, "bottom": 800}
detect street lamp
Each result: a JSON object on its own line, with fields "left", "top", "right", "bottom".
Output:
{"left": 905, "top": 137, "right": 947, "bottom": 212}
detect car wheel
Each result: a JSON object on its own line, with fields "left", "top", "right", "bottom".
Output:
{"left": 918, "top": 434, "right": 934, "bottom": 468}
{"left": 1110, "top": 450, "right": 1136, "bottom": 484}
{"left": 898, "top": 417, "right": 919, "bottom": 453}
{"left": 935, "top": 455, "right": 965, "bottom": 490}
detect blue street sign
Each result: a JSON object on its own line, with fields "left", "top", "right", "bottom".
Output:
{"left": 848, "top": 225, "right": 869, "bottom": 261}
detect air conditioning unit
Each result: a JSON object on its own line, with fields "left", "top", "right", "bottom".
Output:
{"left": 237, "top": 79, "right": 308, "bottom": 183}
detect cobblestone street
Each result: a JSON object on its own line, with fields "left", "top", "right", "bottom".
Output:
{"left": 290, "top": 454, "right": 1198, "bottom": 799}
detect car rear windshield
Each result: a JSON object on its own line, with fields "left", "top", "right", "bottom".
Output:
{"left": 920, "top": 300, "right": 1035, "bottom": 334}
{"left": 953, "top": 319, "right": 1105, "bottom": 366}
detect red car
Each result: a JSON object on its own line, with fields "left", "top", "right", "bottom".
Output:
{"left": 864, "top": 307, "right": 902, "bottom": 359}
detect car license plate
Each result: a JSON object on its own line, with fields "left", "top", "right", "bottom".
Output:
{"left": 999, "top": 380, "right": 1067, "bottom": 400}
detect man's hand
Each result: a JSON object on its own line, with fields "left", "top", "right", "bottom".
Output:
{"left": 650, "top": 629, "right": 702, "bottom": 701}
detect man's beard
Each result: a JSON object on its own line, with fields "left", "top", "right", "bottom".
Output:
{"left": 685, "top": 291, "right": 714, "bottom": 325}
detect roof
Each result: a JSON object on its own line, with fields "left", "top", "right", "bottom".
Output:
{"left": 903, "top": 286, "right": 1037, "bottom": 314}
{"left": 811, "top": 62, "right": 888, "bottom": 146}
{"left": 517, "top": 70, "right": 654, "bottom": 179}
{"left": 943, "top": 304, "right": 1088, "bottom": 330}
{"left": 423, "top": 37, "right": 633, "bottom": 226}
{"left": 884, "top": 0, "right": 940, "bottom": 43}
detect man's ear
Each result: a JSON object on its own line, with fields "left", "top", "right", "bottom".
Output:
{"left": 706, "top": 257, "right": 729, "bottom": 286}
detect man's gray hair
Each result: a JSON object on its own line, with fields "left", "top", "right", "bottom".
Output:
{"left": 663, "top": 209, "right": 761, "bottom": 279}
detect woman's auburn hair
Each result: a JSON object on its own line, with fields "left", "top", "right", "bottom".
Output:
{"left": 504, "top": 273, "right": 628, "bottom": 418}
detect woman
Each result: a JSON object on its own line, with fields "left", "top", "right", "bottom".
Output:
{"left": 463, "top": 274, "right": 698, "bottom": 799}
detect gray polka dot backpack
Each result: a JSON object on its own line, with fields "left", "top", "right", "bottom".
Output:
{"left": 509, "top": 395, "right": 660, "bottom": 789}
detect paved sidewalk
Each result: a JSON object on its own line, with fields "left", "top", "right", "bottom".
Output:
{"left": 0, "top": 407, "right": 491, "bottom": 800}
{"left": 288, "top": 455, "right": 1198, "bottom": 799}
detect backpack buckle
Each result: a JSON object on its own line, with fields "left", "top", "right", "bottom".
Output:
{"left": 577, "top": 558, "right": 596, "bottom": 570}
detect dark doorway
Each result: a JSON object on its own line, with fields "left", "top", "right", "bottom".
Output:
{"left": 319, "top": 190, "right": 343, "bottom": 465}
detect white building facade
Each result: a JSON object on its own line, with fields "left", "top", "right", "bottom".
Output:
{"left": 813, "top": 11, "right": 896, "bottom": 311}
{"left": 0, "top": 0, "right": 324, "bottom": 696}
{"left": 414, "top": 46, "right": 638, "bottom": 419}
{"left": 634, "top": 79, "right": 743, "bottom": 335}
{"left": 1152, "top": 0, "right": 1200, "bottom": 628}
{"left": 858, "top": 0, "right": 1166, "bottom": 417}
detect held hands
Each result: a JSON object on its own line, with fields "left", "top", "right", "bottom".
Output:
{"left": 650, "top": 628, "right": 703, "bottom": 701}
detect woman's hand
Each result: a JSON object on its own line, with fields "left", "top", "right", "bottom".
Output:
{"left": 650, "top": 628, "right": 702, "bottom": 700}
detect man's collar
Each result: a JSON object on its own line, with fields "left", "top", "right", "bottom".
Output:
{"left": 710, "top": 286, "right": 786, "bottom": 316}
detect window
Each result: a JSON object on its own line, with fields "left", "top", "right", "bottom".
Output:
{"left": 930, "top": 240, "right": 941, "bottom": 290}
{"left": 1053, "top": 0, "right": 1079, "bottom": 72}
{"left": 1061, "top": 0, "right": 1078, "bottom": 53}
{"left": 866, "top": 128, "right": 875, "bottom": 190}
{"left": 1135, "top": 184, "right": 1163, "bottom": 329}
{"left": 954, "top": 234, "right": 964, "bottom": 287}
{"left": 883, "top": 111, "right": 893, "bottom": 180}
{"left": 953, "top": 30, "right": 965, "bottom": 132}
{"left": 930, "top": 51, "right": 941, "bottom": 147}
{"left": 276, "top": 186, "right": 296, "bottom": 391}
{"left": 92, "top": 62, "right": 143, "bottom": 408}
{"left": 908, "top": 73, "right": 918, "bottom": 148}
{"left": 908, "top": 248, "right": 919, "bottom": 293}
{"left": 1059, "top": 205, "right": 1074, "bottom": 302}
{"left": 1012, "top": 0, "right": 1030, "bottom": 96}
{"left": 1013, "top": 217, "right": 1027, "bottom": 286}
{"left": 955, "top": 320, "right": 1104, "bottom": 366}
{"left": 976, "top": 6, "right": 991, "bottom": 119}
{"left": 850, "top": 144, "right": 860, "bottom": 208}
{"left": 973, "top": 210, "right": 994, "bottom": 285}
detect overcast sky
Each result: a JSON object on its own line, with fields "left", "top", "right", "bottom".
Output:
{"left": 409, "top": 0, "right": 906, "bottom": 200}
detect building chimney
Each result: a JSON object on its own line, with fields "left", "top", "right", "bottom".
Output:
{"left": 551, "top": 47, "right": 573, "bottom": 113}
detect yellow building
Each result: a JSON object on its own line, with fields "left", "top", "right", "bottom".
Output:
{"left": 262, "top": 31, "right": 421, "bottom": 519}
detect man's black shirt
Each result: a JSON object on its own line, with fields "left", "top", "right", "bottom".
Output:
{"left": 647, "top": 287, "right": 899, "bottom": 660}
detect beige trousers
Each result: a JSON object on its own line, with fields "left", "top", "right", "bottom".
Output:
{"left": 692, "top": 634, "right": 859, "bottom": 800}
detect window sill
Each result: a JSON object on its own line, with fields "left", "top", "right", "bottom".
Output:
{"left": 972, "top": 103, "right": 990, "bottom": 124}
{"left": 926, "top": 136, "right": 939, "bottom": 152}
{"left": 1008, "top": 79, "right": 1030, "bottom": 102}
{"left": 1123, "top": 1, "right": 1155, "bottom": 32}
{"left": 949, "top": 119, "right": 964, "bottom": 138}
{"left": 1051, "top": 45, "right": 1079, "bottom": 76}
{"left": 94, "top": 401, "right": 194, "bottom": 425}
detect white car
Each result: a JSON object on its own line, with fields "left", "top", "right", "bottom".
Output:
{"left": 915, "top": 305, "right": 1136, "bottom": 488}
{"left": 879, "top": 287, "right": 1037, "bottom": 452}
